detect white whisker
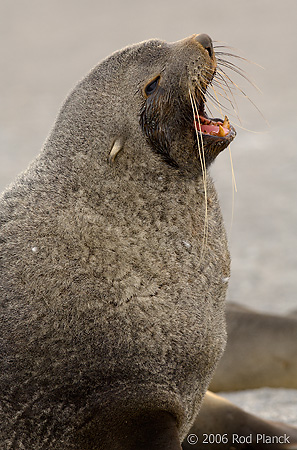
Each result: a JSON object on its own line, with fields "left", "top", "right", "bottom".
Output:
{"left": 189, "top": 88, "right": 208, "bottom": 260}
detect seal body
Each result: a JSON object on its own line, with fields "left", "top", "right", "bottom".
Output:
{"left": 0, "top": 35, "right": 231, "bottom": 449}
{"left": 210, "top": 304, "right": 297, "bottom": 392}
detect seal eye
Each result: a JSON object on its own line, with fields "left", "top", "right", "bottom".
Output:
{"left": 145, "top": 76, "right": 160, "bottom": 96}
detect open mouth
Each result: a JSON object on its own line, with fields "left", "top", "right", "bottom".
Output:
{"left": 194, "top": 103, "right": 236, "bottom": 142}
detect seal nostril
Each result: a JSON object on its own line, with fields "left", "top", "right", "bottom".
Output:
{"left": 195, "top": 33, "right": 213, "bottom": 58}
{"left": 205, "top": 45, "right": 213, "bottom": 58}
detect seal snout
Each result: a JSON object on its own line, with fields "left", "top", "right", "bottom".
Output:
{"left": 195, "top": 33, "right": 214, "bottom": 58}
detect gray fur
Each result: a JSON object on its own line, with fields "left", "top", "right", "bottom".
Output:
{"left": 0, "top": 36, "right": 230, "bottom": 449}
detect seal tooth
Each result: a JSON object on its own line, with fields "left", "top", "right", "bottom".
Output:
{"left": 222, "top": 116, "right": 230, "bottom": 130}
{"left": 198, "top": 115, "right": 211, "bottom": 125}
{"left": 218, "top": 125, "right": 226, "bottom": 137}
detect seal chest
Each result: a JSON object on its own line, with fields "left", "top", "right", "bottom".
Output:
{"left": 0, "top": 34, "right": 234, "bottom": 448}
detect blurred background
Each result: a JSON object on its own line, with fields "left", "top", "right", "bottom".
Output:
{"left": 1, "top": 0, "right": 297, "bottom": 423}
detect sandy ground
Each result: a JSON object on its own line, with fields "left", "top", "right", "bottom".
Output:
{"left": 1, "top": 0, "right": 297, "bottom": 428}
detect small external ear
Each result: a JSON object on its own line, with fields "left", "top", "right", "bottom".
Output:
{"left": 108, "top": 139, "right": 124, "bottom": 165}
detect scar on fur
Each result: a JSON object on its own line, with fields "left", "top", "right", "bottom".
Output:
{"left": 109, "top": 139, "right": 124, "bottom": 164}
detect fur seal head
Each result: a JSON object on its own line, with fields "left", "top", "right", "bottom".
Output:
{"left": 139, "top": 33, "right": 236, "bottom": 172}
{"left": 64, "top": 33, "right": 236, "bottom": 178}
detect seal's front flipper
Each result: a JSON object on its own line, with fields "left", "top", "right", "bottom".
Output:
{"left": 128, "top": 411, "right": 182, "bottom": 450}
{"left": 77, "top": 410, "right": 182, "bottom": 450}
{"left": 182, "top": 391, "right": 297, "bottom": 449}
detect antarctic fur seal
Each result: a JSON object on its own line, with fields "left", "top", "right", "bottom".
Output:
{"left": 0, "top": 34, "right": 235, "bottom": 449}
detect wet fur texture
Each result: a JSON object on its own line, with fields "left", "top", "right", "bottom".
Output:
{"left": 0, "top": 36, "right": 230, "bottom": 449}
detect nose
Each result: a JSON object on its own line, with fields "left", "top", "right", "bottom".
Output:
{"left": 195, "top": 34, "right": 214, "bottom": 58}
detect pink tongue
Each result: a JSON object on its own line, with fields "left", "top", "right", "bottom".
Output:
{"left": 200, "top": 123, "right": 229, "bottom": 135}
